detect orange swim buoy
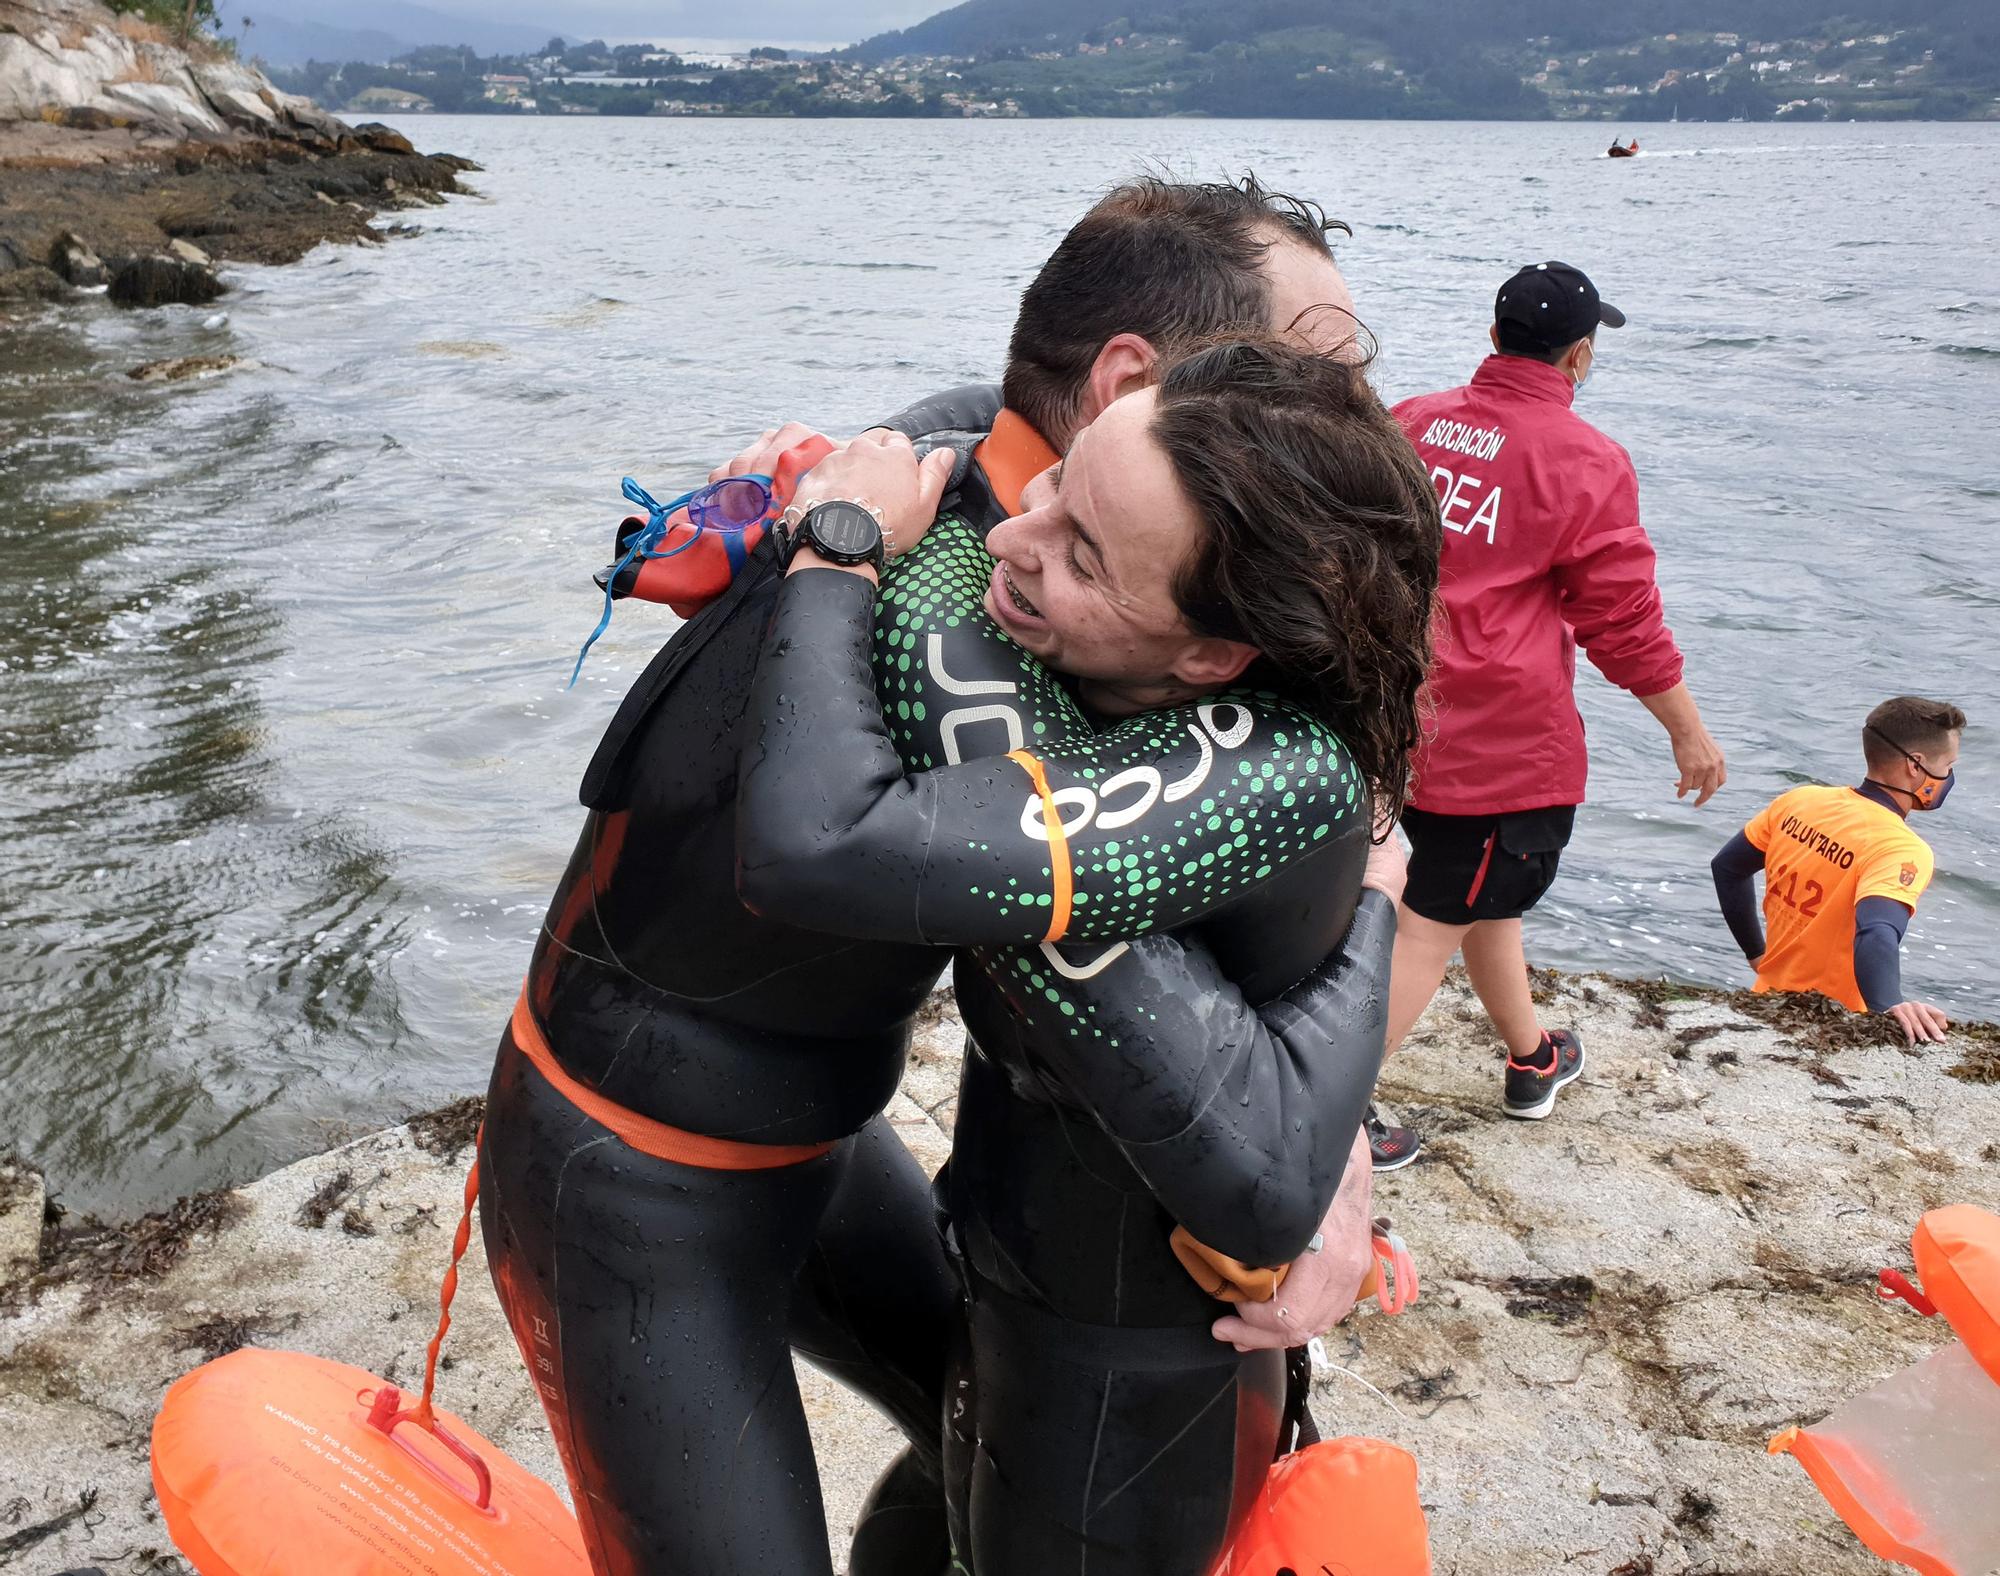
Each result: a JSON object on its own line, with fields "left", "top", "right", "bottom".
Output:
{"left": 151, "top": 1148, "right": 590, "bottom": 1575}
{"left": 616, "top": 434, "right": 836, "bottom": 617}
{"left": 152, "top": 1347, "right": 589, "bottom": 1576}
{"left": 1910, "top": 1203, "right": 2000, "bottom": 1386}
{"left": 1770, "top": 1204, "right": 2000, "bottom": 1575}
{"left": 1212, "top": 1435, "right": 1432, "bottom": 1576}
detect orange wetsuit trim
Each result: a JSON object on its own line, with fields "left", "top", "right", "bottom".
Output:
{"left": 508, "top": 993, "right": 834, "bottom": 1170}
{"left": 973, "top": 408, "right": 1060, "bottom": 516}
{"left": 1005, "top": 749, "right": 1073, "bottom": 943}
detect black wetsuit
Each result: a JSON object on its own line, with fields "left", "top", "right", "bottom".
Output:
{"left": 480, "top": 396, "right": 1385, "bottom": 1576}
{"left": 480, "top": 547, "right": 957, "bottom": 1576}
{"left": 739, "top": 493, "right": 1392, "bottom": 1567}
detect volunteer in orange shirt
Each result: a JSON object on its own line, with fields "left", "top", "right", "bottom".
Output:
{"left": 1711, "top": 695, "right": 1964, "bottom": 1044}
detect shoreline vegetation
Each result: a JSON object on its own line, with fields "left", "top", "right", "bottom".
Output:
{"left": 1, "top": 967, "right": 1995, "bottom": 1573}
{"left": 0, "top": 0, "right": 475, "bottom": 315}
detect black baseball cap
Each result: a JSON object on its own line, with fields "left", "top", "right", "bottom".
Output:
{"left": 1494, "top": 261, "right": 1625, "bottom": 354}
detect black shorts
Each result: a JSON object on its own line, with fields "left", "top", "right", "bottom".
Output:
{"left": 1400, "top": 805, "right": 1577, "bottom": 925}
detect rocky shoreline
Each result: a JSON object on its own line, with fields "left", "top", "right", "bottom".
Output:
{"left": 1, "top": 971, "right": 1994, "bottom": 1574}
{"left": 1, "top": 0, "right": 473, "bottom": 312}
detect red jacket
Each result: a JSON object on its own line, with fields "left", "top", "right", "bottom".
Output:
{"left": 1393, "top": 355, "right": 1684, "bottom": 815}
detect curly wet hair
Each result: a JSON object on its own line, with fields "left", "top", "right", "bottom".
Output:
{"left": 1151, "top": 336, "right": 1442, "bottom": 823}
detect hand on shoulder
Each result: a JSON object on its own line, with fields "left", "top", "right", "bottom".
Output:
{"left": 791, "top": 429, "right": 957, "bottom": 565}
{"left": 708, "top": 420, "right": 840, "bottom": 485}
{"left": 1362, "top": 825, "right": 1407, "bottom": 906}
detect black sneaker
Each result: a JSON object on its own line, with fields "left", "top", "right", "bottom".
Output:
{"left": 1366, "top": 1103, "right": 1422, "bottom": 1171}
{"left": 1503, "top": 1029, "right": 1586, "bottom": 1119}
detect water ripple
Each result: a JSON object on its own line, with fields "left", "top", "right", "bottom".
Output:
{"left": 5, "top": 114, "right": 1997, "bottom": 1211}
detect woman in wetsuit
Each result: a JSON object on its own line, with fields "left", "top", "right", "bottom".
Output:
{"left": 738, "top": 338, "right": 1440, "bottom": 1573}
{"left": 478, "top": 370, "right": 1431, "bottom": 1573}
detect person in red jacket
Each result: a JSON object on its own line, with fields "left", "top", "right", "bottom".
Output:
{"left": 1368, "top": 261, "right": 1726, "bottom": 1169}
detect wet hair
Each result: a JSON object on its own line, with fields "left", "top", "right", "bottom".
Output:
{"left": 1003, "top": 174, "right": 1353, "bottom": 445}
{"left": 1863, "top": 696, "right": 1966, "bottom": 770}
{"left": 1496, "top": 324, "right": 1594, "bottom": 365}
{"left": 1150, "top": 336, "right": 1442, "bottom": 823}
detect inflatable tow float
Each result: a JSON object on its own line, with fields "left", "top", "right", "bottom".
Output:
{"left": 150, "top": 1163, "right": 1434, "bottom": 1576}
{"left": 1191, "top": 1220, "right": 1434, "bottom": 1575}
{"left": 151, "top": 1157, "right": 592, "bottom": 1576}
{"left": 1770, "top": 1204, "right": 2000, "bottom": 1575}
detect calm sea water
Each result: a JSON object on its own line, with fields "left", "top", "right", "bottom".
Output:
{"left": 3, "top": 117, "right": 1995, "bottom": 1213}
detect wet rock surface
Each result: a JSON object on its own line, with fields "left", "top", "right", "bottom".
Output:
{"left": 0, "top": 1158, "right": 45, "bottom": 1289}
{"left": 47, "top": 226, "right": 103, "bottom": 284}
{"left": 105, "top": 251, "right": 219, "bottom": 306}
{"left": 1355, "top": 969, "right": 1999, "bottom": 1574}
{"left": 0, "top": 973, "right": 1991, "bottom": 1573}
{"left": 0, "top": 0, "right": 475, "bottom": 314}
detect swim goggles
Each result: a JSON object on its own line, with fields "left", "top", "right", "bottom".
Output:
{"left": 568, "top": 473, "right": 774, "bottom": 687}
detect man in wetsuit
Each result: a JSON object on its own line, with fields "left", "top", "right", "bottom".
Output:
{"left": 481, "top": 177, "right": 1393, "bottom": 1576}
{"left": 1373, "top": 260, "right": 1728, "bottom": 1168}
{"left": 1711, "top": 695, "right": 1963, "bottom": 1044}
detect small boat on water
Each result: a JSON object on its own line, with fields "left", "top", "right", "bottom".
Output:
{"left": 1607, "top": 138, "right": 1640, "bottom": 158}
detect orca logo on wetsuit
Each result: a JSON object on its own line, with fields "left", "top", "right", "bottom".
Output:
{"left": 1017, "top": 702, "right": 1256, "bottom": 843}
{"left": 928, "top": 631, "right": 1028, "bottom": 764}
{"left": 930, "top": 624, "right": 1260, "bottom": 847}
{"left": 925, "top": 627, "right": 1262, "bottom": 986}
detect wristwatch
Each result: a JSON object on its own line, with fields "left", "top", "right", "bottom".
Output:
{"left": 776, "top": 499, "right": 886, "bottom": 572}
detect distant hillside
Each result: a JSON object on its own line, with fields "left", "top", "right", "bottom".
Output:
{"left": 243, "top": 0, "right": 2000, "bottom": 120}
{"left": 857, "top": 0, "right": 1994, "bottom": 61}
{"left": 212, "top": 0, "right": 556, "bottom": 65}
{"left": 849, "top": 0, "right": 2000, "bottom": 119}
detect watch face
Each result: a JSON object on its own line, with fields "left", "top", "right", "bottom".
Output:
{"left": 809, "top": 501, "right": 882, "bottom": 560}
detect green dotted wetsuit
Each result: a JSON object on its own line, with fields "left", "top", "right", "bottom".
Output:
{"left": 747, "top": 510, "right": 1368, "bottom": 945}
{"left": 740, "top": 502, "right": 1396, "bottom": 1574}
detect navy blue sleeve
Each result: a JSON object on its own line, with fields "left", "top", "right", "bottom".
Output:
{"left": 1853, "top": 895, "right": 1912, "bottom": 1013}
{"left": 1710, "top": 831, "right": 1767, "bottom": 962}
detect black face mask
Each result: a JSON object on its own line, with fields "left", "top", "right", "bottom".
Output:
{"left": 1866, "top": 726, "right": 1956, "bottom": 812}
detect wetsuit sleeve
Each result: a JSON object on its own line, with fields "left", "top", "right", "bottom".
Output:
{"left": 1853, "top": 895, "right": 1911, "bottom": 1012}
{"left": 1710, "top": 831, "right": 1767, "bottom": 961}
{"left": 738, "top": 566, "right": 1371, "bottom": 947}
{"left": 872, "top": 383, "right": 1004, "bottom": 441}
{"left": 1551, "top": 453, "right": 1685, "bottom": 698}
{"left": 976, "top": 890, "right": 1396, "bottom": 1267}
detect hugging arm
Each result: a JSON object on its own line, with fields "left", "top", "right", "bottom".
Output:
{"left": 974, "top": 888, "right": 1397, "bottom": 1267}
{"left": 737, "top": 565, "right": 1368, "bottom": 948}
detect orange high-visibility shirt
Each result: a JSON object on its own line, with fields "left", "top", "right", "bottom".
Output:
{"left": 1743, "top": 785, "right": 1934, "bottom": 1011}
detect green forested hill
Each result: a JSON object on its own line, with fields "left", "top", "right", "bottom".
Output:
{"left": 852, "top": 0, "right": 2000, "bottom": 118}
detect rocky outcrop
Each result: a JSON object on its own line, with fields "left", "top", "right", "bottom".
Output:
{"left": 0, "top": 975, "right": 1992, "bottom": 1574}
{"left": 47, "top": 224, "right": 103, "bottom": 282}
{"left": 107, "top": 249, "right": 221, "bottom": 305}
{"left": 0, "top": 0, "right": 477, "bottom": 311}
{"left": 127, "top": 353, "right": 241, "bottom": 380}
{"left": 0, "top": 0, "right": 362, "bottom": 155}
